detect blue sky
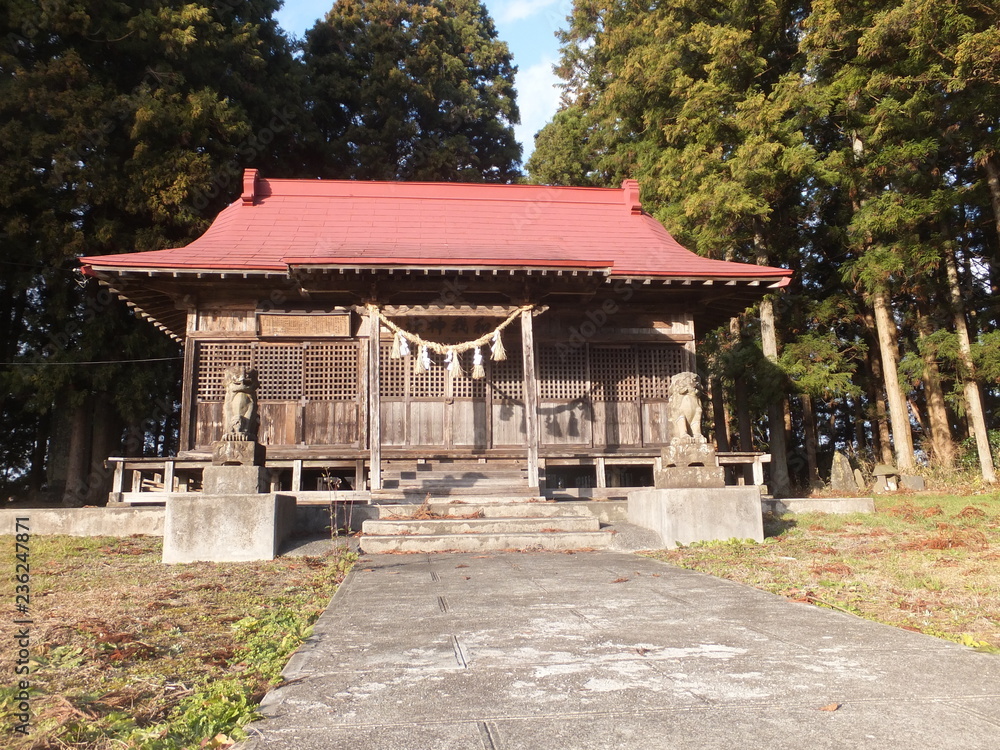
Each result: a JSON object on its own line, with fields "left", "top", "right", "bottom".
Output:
{"left": 273, "top": 0, "right": 568, "bottom": 163}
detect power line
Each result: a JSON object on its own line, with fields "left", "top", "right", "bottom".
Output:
{"left": 3, "top": 356, "right": 183, "bottom": 366}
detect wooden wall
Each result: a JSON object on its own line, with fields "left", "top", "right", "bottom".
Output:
{"left": 185, "top": 307, "right": 696, "bottom": 453}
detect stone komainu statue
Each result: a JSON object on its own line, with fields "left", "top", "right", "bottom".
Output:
{"left": 222, "top": 366, "right": 259, "bottom": 442}
{"left": 667, "top": 371, "right": 705, "bottom": 442}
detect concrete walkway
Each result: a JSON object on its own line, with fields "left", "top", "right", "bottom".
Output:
{"left": 244, "top": 551, "right": 1000, "bottom": 749}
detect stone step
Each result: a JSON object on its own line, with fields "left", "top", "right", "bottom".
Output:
{"left": 380, "top": 478, "right": 528, "bottom": 490}
{"left": 359, "top": 531, "right": 612, "bottom": 554}
{"left": 363, "top": 516, "right": 599, "bottom": 536}
{"left": 370, "top": 489, "right": 541, "bottom": 504}
{"left": 374, "top": 502, "right": 595, "bottom": 519}
{"left": 381, "top": 468, "right": 525, "bottom": 477}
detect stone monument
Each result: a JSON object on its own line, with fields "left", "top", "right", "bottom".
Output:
{"left": 204, "top": 366, "right": 267, "bottom": 494}
{"left": 654, "top": 372, "right": 725, "bottom": 489}
{"left": 163, "top": 365, "right": 295, "bottom": 564}
{"left": 632, "top": 372, "right": 763, "bottom": 548}
{"left": 830, "top": 451, "right": 859, "bottom": 493}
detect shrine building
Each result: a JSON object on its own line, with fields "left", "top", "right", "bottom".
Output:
{"left": 80, "top": 170, "right": 790, "bottom": 503}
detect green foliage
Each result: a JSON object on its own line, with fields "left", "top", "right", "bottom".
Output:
{"left": 526, "top": 105, "right": 603, "bottom": 186}
{"left": 232, "top": 610, "right": 316, "bottom": 683}
{"left": 779, "top": 331, "right": 861, "bottom": 400}
{"left": 958, "top": 431, "right": 1000, "bottom": 472}
{"left": 164, "top": 679, "right": 261, "bottom": 746}
{"left": 974, "top": 331, "right": 1000, "bottom": 382}
{"left": 0, "top": 538, "right": 358, "bottom": 749}
{"left": 537, "top": 0, "right": 1000, "bottom": 472}
{"left": 0, "top": 0, "right": 307, "bottom": 496}
{"left": 302, "top": 0, "right": 521, "bottom": 182}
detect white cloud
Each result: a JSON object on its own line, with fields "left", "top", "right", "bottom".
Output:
{"left": 513, "top": 57, "right": 562, "bottom": 162}
{"left": 495, "top": 0, "right": 564, "bottom": 25}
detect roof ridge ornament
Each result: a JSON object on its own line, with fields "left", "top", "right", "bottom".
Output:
{"left": 622, "top": 179, "right": 642, "bottom": 215}
{"left": 242, "top": 168, "right": 259, "bottom": 206}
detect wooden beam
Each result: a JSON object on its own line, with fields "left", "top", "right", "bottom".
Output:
{"left": 179, "top": 337, "right": 196, "bottom": 451}
{"left": 521, "top": 308, "right": 540, "bottom": 489}
{"left": 379, "top": 304, "right": 522, "bottom": 317}
{"left": 368, "top": 307, "right": 382, "bottom": 490}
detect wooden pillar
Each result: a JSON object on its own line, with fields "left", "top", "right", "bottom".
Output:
{"left": 521, "top": 309, "right": 540, "bottom": 489}
{"left": 368, "top": 308, "right": 382, "bottom": 490}
{"left": 163, "top": 461, "right": 175, "bottom": 493}
{"left": 179, "top": 329, "right": 196, "bottom": 452}
{"left": 111, "top": 460, "right": 125, "bottom": 495}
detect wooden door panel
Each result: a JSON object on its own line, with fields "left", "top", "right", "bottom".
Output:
{"left": 451, "top": 400, "right": 488, "bottom": 447}
{"left": 539, "top": 400, "right": 591, "bottom": 445}
{"left": 642, "top": 402, "right": 671, "bottom": 445}
{"left": 258, "top": 402, "right": 300, "bottom": 446}
{"left": 592, "top": 401, "right": 640, "bottom": 446}
{"left": 492, "top": 402, "right": 526, "bottom": 445}
{"left": 195, "top": 402, "right": 223, "bottom": 447}
{"left": 380, "top": 401, "right": 407, "bottom": 446}
{"left": 304, "top": 401, "right": 359, "bottom": 446}
{"left": 409, "top": 401, "right": 446, "bottom": 446}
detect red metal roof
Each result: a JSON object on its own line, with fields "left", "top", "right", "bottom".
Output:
{"left": 80, "top": 172, "right": 791, "bottom": 282}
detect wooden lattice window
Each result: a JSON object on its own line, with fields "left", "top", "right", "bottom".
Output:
{"left": 538, "top": 345, "right": 587, "bottom": 400}
{"left": 489, "top": 348, "right": 523, "bottom": 402}
{"left": 639, "top": 344, "right": 686, "bottom": 400}
{"left": 451, "top": 350, "right": 487, "bottom": 399}
{"left": 195, "top": 343, "right": 252, "bottom": 401}
{"left": 409, "top": 351, "right": 447, "bottom": 398}
{"left": 379, "top": 343, "right": 409, "bottom": 398}
{"left": 589, "top": 346, "right": 638, "bottom": 402}
{"left": 305, "top": 343, "right": 360, "bottom": 401}
{"left": 196, "top": 340, "right": 360, "bottom": 403}
{"left": 253, "top": 344, "right": 304, "bottom": 401}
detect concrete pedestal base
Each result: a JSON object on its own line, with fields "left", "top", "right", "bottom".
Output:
{"left": 203, "top": 465, "right": 269, "bottom": 495}
{"left": 163, "top": 493, "right": 296, "bottom": 564}
{"left": 653, "top": 466, "right": 725, "bottom": 488}
{"left": 628, "top": 487, "right": 763, "bottom": 549}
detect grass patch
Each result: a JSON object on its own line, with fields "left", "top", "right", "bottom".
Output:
{"left": 0, "top": 536, "right": 356, "bottom": 749}
{"left": 645, "top": 493, "right": 1000, "bottom": 652}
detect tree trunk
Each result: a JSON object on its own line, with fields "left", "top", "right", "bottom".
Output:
{"left": 124, "top": 422, "right": 145, "bottom": 457}
{"left": 755, "top": 235, "right": 791, "bottom": 496}
{"left": 983, "top": 155, "right": 1000, "bottom": 258}
{"left": 709, "top": 375, "right": 730, "bottom": 452}
{"left": 28, "top": 413, "right": 50, "bottom": 495}
{"left": 760, "top": 296, "right": 791, "bottom": 496}
{"left": 800, "top": 394, "right": 820, "bottom": 487}
{"left": 915, "top": 302, "right": 955, "bottom": 468}
{"left": 943, "top": 245, "right": 997, "bottom": 483}
{"left": 862, "top": 313, "right": 894, "bottom": 464}
{"left": 871, "top": 288, "right": 916, "bottom": 470}
{"left": 851, "top": 396, "right": 867, "bottom": 454}
{"left": 728, "top": 316, "right": 754, "bottom": 484}
{"left": 86, "top": 393, "right": 120, "bottom": 505}
{"left": 61, "top": 396, "right": 93, "bottom": 507}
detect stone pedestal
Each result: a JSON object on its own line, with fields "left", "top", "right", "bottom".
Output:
{"left": 163, "top": 494, "right": 296, "bottom": 564}
{"left": 656, "top": 438, "right": 725, "bottom": 488}
{"left": 628, "top": 487, "right": 764, "bottom": 549}
{"left": 203, "top": 465, "right": 269, "bottom": 495}
{"left": 212, "top": 439, "right": 265, "bottom": 466}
